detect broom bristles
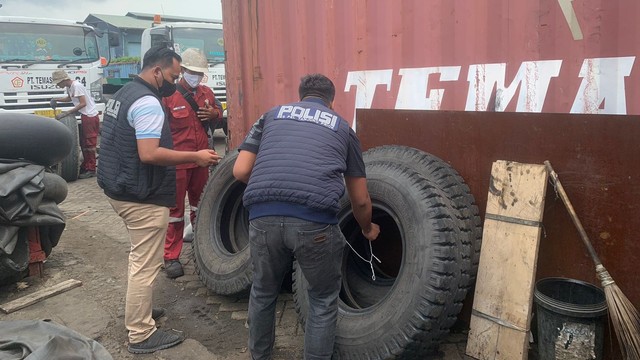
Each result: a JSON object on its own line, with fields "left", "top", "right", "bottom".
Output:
{"left": 598, "top": 265, "right": 640, "bottom": 360}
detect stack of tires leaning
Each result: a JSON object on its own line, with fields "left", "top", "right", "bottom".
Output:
{"left": 0, "top": 113, "right": 73, "bottom": 285}
{"left": 193, "top": 145, "right": 482, "bottom": 359}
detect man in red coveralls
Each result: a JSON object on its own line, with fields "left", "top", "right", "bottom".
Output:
{"left": 162, "top": 48, "right": 221, "bottom": 278}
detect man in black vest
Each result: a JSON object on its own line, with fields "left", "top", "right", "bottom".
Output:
{"left": 97, "top": 46, "right": 220, "bottom": 354}
{"left": 233, "top": 74, "right": 380, "bottom": 359}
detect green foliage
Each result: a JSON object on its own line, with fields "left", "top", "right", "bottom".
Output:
{"left": 111, "top": 56, "right": 140, "bottom": 64}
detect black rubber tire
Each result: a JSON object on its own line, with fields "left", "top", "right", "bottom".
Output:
{"left": 363, "top": 145, "right": 482, "bottom": 279}
{"left": 362, "top": 147, "right": 481, "bottom": 357}
{"left": 0, "top": 227, "right": 30, "bottom": 286}
{"left": 0, "top": 113, "right": 73, "bottom": 166}
{"left": 42, "top": 172, "right": 69, "bottom": 204}
{"left": 193, "top": 152, "right": 252, "bottom": 295}
{"left": 293, "top": 161, "right": 465, "bottom": 359}
{"left": 54, "top": 115, "right": 80, "bottom": 182}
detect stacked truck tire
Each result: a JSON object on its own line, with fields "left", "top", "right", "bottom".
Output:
{"left": 192, "top": 145, "right": 482, "bottom": 359}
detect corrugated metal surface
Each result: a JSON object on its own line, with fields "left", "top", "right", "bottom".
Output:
{"left": 222, "top": 0, "right": 640, "bottom": 148}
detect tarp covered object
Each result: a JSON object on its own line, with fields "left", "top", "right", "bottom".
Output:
{"left": 0, "top": 320, "right": 113, "bottom": 360}
{"left": 0, "top": 160, "right": 65, "bottom": 256}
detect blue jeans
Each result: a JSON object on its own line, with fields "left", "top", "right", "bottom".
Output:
{"left": 248, "top": 216, "right": 345, "bottom": 360}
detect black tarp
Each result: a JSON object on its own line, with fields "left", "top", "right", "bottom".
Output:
{"left": 0, "top": 160, "right": 65, "bottom": 275}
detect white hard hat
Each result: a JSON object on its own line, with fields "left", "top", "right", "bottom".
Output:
{"left": 181, "top": 48, "right": 208, "bottom": 74}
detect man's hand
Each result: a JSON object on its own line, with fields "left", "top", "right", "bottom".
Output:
{"left": 197, "top": 101, "right": 220, "bottom": 121}
{"left": 194, "top": 149, "right": 221, "bottom": 167}
{"left": 362, "top": 223, "right": 380, "bottom": 241}
{"left": 50, "top": 99, "right": 57, "bottom": 110}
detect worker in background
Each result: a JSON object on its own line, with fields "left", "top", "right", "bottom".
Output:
{"left": 233, "top": 73, "right": 380, "bottom": 359}
{"left": 97, "top": 46, "right": 220, "bottom": 354}
{"left": 162, "top": 48, "right": 221, "bottom": 279}
{"left": 50, "top": 70, "right": 100, "bottom": 179}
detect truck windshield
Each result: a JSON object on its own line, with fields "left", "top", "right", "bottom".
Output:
{"left": 0, "top": 22, "right": 99, "bottom": 63}
{"left": 172, "top": 28, "right": 225, "bottom": 64}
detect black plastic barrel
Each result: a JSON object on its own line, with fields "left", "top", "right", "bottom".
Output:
{"left": 534, "top": 277, "right": 608, "bottom": 360}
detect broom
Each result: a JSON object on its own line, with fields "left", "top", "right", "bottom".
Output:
{"left": 545, "top": 161, "right": 640, "bottom": 360}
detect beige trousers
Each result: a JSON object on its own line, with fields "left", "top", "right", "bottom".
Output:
{"left": 108, "top": 199, "right": 169, "bottom": 343}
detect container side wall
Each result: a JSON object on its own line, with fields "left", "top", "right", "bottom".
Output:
{"left": 223, "top": 0, "right": 640, "bottom": 147}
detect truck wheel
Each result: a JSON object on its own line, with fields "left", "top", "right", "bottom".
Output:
{"left": 293, "top": 161, "right": 467, "bottom": 359}
{"left": 363, "top": 145, "right": 482, "bottom": 284}
{"left": 54, "top": 115, "right": 80, "bottom": 182}
{"left": 193, "top": 152, "right": 252, "bottom": 295}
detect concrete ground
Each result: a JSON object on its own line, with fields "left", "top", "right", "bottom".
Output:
{"left": 0, "top": 131, "right": 473, "bottom": 359}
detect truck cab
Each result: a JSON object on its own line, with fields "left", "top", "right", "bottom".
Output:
{"left": 0, "top": 16, "right": 106, "bottom": 117}
{"left": 0, "top": 16, "right": 110, "bottom": 181}
{"left": 141, "top": 21, "right": 228, "bottom": 132}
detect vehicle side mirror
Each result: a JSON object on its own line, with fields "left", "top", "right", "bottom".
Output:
{"left": 108, "top": 32, "right": 120, "bottom": 47}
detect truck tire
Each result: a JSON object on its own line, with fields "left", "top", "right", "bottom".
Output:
{"left": 363, "top": 145, "right": 482, "bottom": 284}
{"left": 193, "top": 152, "right": 252, "bottom": 295}
{"left": 54, "top": 115, "right": 80, "bottom": 182}
{"left": 293, "top": 161, "right": 467, "bottom": 359}
{"left": 0, "top": 113, "right": 73, "bottom": 166}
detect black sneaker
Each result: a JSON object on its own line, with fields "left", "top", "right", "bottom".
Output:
{"left": 152, "top": 307, "right": 166, "bottom": 320}
{"left": 165, "top": 260, "right": 184, "bottom": 279}
{"left": 78, "top": 171, "right": 96, "bottom": 179}
{"left": 127, "top": 329, "right": 185, "bottom": 354}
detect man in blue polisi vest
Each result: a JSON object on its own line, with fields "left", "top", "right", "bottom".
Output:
{"left": 233, "top": 73, "right": 380, "bottom": 360}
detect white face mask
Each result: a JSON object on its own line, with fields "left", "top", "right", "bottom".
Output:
{"left": 183, "top": 72, "right": 204, "bottom": 88}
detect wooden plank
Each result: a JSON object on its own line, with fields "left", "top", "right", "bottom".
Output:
{"left": 466, "top": 161, "right": 548, "bottom": 360}
{"left": 0, "top": 279, "right": 82, "bottom": 314}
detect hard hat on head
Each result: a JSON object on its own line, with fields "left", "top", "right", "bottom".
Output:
{"left": 51, "top": 70, "right": 70, "bottom": 85}
{"left": 181, "top": 48, "right": 208, "bottom": 74}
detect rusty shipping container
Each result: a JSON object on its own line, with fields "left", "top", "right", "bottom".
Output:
{"left": 223, "top": 0, "right": 640, "bottom": 140}
{"left": 220, "top": 0, "right": 639, "bottom": 357}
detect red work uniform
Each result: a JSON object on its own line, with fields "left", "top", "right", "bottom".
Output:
{"left": 162, "top": 79, "right": 220, "bottom": 261}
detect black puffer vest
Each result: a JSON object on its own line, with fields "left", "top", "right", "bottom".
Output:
{"left": 97, "top": 78, "right": 176, "bottom": 207}
{"left": 242, "top": 99, "right": 352, "bottom": 215}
